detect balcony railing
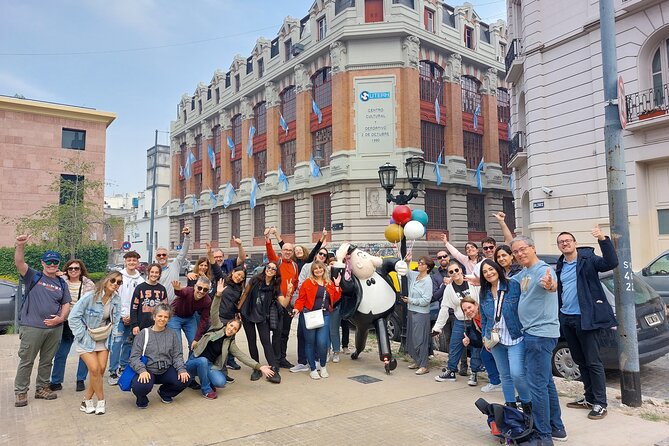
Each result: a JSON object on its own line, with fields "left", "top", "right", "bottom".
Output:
{"left": 509, "top": 131, "right": 525, "bottom": 158}
{"left": 505, "top": 39, "right": 522, "bottom": 73}
{"left": 625, "top": 83, "right": 669, "bottom": 123}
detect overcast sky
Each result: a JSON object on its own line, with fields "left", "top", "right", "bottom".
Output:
{"left": 1, "top": 0, "right": 506, "bottom": 196}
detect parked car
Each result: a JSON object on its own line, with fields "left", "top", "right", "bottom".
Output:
{"left": 179, "top": 259, "right": 194, "bottom": 276}
{"left": 638, "top": 249, "right": 669, "bottom": 309}
{"left": 0, "top": 280, "right": 18, "bottom": 333}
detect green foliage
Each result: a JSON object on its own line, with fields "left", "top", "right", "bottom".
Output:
{"left": 88, "top": 272, "right": 106, "bottom": 282}
{"left": 0, "top": 243, "right": 110, "bottom": 279}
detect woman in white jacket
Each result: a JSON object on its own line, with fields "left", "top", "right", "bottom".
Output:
{"left": 431, "top": 261, "right": 482, "bottom": 385}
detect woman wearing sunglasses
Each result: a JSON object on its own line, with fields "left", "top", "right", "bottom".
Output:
{"left": 238, "top": 262, "right": 289, "bottom": 383}
{"left": 440, "top": 233, "right": 482, "bottom": 275}
{"left": 402, "top": 257, "right": 435, "bottom": 376}
{"left": 432, "top": 260, "right": 482, "bottom": 384}
{"left": 68, "top": 272, "right": 123, "bottom": 415}
{"left": 50, "top": 259, "right": 96, "bottom": 393}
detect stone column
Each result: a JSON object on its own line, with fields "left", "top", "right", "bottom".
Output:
{"left": 241, "top": 97, "right": 254, "bottom": 180}
{"left": 265, "top": 82, "right": 281, "bottom": 183}
{"left": 201, "top": 122, "right": 214, "bottom": 194}
{"left": 330, "top": 41, "right": 353, "bottom": 152}
{"left": 220, "top": 110, "right": 232, "bottom": 185}
{"left": 444, "top": 53, "right": 464, "bottom": 157}
{"left": 481, "top": 68, "right": 500, "bottom": 164}
{"left": 185, "top": 129, "right": 196, "bottom": 196}
{"left": 294, "top": 63, "right": 313, "bottom": 164}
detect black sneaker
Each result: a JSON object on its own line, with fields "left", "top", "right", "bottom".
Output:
{"left": 267, "top": 367, "right": 281, "bottom": 384}
{"left": 467, "top": 372, "right": 478, "bottom": 386}
{"left": 587, "top": 404, "right": 607, "bottom": 420}
{"left": 188, "top": 380, "right": 201, "bottom": 390}
{"left": 279, "top": 359, "right": 294, "bottom": 369}
{"left": 76, "top": 381, "right": 85, "bottom": 392}
{"left": 227, "top": 359, "right": 242, "bottom": 370}
{"left": 250, "top": 369, "right": 262, "bottom": 381}
{"left": 49, "top": 383, "right": 63, "bottom": 391}
{"left": 566, "top": 397, "right": 593, "bottom": 410}
{"left": 224, "top": 374, "right": 234, "bottom": 384}
{"left": 434, "top": 369, "right": 457, "bottom": 382}
{"left": 551, "top": 427, "right": 568, "bottom": 442}
{"left": 157, "top": 391, "right": 173, "bottom": 404}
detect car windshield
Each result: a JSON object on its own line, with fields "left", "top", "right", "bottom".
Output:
{"left": 648, "top": 253, "right": 669, "bottom": 275}
{"left": 600, "top": 275, "right": 658, "bottom": 305}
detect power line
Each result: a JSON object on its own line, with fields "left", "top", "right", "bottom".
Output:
{"left": 0, "top": 25, "right": 278, "bottom": 57}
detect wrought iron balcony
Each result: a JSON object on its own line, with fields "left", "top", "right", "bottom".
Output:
{"left": 505, "top": 39, "right": 521, "bottom": 72}
{"left": 625, "top": 83, "right": 669, "bottom": 123}
{"left": 510, "top": 131, "right": 525, "bottom": 158}
{"left": 505, "top": 39, "right": 523, "bottom": 83}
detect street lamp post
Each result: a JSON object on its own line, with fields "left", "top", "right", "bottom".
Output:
{"left": 378, "top": 156, "right": 426, "bottom": 352}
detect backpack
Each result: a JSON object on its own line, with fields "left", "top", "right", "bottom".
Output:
{"left": 475, "top": 398, "right": 535, "bottom": 445}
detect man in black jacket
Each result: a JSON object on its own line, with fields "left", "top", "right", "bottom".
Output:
{"left": 555, "top": 225, "right": 618, "bottom": 421}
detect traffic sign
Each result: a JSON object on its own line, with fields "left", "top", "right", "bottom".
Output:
{"left": 176, "top": 244, "right": 182, "bottom": 251}
{"left": 618, "top": 76, "right": 627, "bottom": 130}
{"left": 122, "top": 241, "right": 132, "bottom": 250}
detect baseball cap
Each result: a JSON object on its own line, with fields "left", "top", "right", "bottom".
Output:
{"left": 123, "top": 251, "right": 141, "bottom": 259}
{"left": 41, "top": 251, "right": 62, "bottom": 263}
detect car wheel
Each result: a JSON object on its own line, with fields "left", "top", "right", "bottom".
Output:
{"left": 552, "top": 341, "right": 581, "bottom": 380}
{"left": 386, "top": 315, "right": 401, "bottom": 342}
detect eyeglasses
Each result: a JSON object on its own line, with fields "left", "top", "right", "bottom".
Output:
{"left": 67, "top": 266, "right": 81, "bottom": 271}
{"left": 196, "top": 286, "right": 210, "bottom": 293}
{"left": 156, "top": 253, "right": 167, "bottom": 258}
{"left": 448, "top": 268, "right": 460, "bottom": 274}
{"left": 436, "top": 255, "right": 449, "bottom": 260}
{"left": 557, "top": 239, "right": 574, "bottom": 246}
{"left": 482, "top": 246, "right": 495, "bottom": 251}
{"left": 109, "top": 278, "right": 123, "bottom": 286}
{"left": 317, "top": 252, "right": 327, "bottom": 257}
{"left": 418, "top": 261, "right": 426, "bottom": 265}
{"left": 512, "top": 246, "right": 531, "bottom": 256}
{"left": 266, "top": 266, "right": 277, "bottom": 271}
{"left": 44, "top": 260, "right": 60, "bottom": 266}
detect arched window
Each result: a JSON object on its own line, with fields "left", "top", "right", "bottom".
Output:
{"left": 312, "top": 68, "right": 332, "bottom": 108}
{"left": 461, "top": 76, "right": 482, "bottom": 115}
{"left": 419, "top": 61, "right": 443, "bottom": 103}
{"left": 254, "top": 102, "right": 267, "bottom": 135}
{"left": 651, "top": 39, "right": 669, "bottom": 107}
{"left": 280, "top": 86, "right": 296, "bottom": 122}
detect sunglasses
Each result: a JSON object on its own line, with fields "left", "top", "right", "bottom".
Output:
{"left": 317, "top": 252, "right": 327, "bottom": 257}
{"left": 44, "top": 260, "right": 60, "bottom": 266}
{"left": 436, "top": 255, "right": 449, "bottom": 260}
{"left": 266, "top": 266, "right": 277, "bottom": 271}
{"left": 196, "top": 286, "right": 210, "bottom": 293}
{"left": 109, "top": 278, "right": 123, "bottom": 286}
{"left": 67, "top": 266, "right": 81, "bottom": 271}
{"left": 482, "top": 246, "right": 495, "bottom": 251}
{"left": 156, "top": 253, "right": 168, "bottom": 258}
{"left": 448, "top": 268, "right": 460, "bottom": 274}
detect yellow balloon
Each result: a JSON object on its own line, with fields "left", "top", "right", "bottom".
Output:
{"left": 384, "top": 224, "right": 404, "bottom": 243}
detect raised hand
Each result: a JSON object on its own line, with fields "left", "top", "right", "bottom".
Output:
{"left": 215, "top": 278, "right": 225, "bottom": 296}
{"left": 15, "top": 234, "right": 31, "bottom": 246}
{"left": 539, "top": 267, "right": 555, "bottom": 291}
{"left": 492, "top": 212, "right": 506, "bottom": 223}
{"left": 333, "top": 274, "right": 341, "bottom": 287}
{"left": 182, "top": 225, "right": 190, "bottom": 236}
{"left": 441, "top": 233, "right": 449, "bottom": 244}
{"left": 187, "top": 272, "right": 198, "bottom": 281}
{"left": 592, "top": 224, "right": 605, "bottom": 241}
{"left": 172, "top": 280, "right": 183, "bottom": 291}
{"left": 232, "top": 236, "right": 243, "bottom": 246}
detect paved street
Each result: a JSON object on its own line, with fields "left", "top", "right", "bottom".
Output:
{"left": 607, "top": 352, "right": 669, "bottom": 401}
{"left": 2, "top": 322, "right": 669, "bottom": 446}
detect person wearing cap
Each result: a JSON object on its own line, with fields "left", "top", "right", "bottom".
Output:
{"left": 107, "top": 250, "right": 145, "bottom": 386}
{"left": 13, "top": 235, "right": 71, "bottom": 408}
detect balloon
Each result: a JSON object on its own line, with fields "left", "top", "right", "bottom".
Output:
{"left": 389, "top": 217, "right": 396, "bottom": 225}
{"left": 384, "top": 224, "right": 404, "bottom": 243}
{"left": 392, "top": 205, "right": 412, "bottom": 226}
{"left": 403, "top": 220, "right": 425, "bottom": 240}
{"left": 411, "top": 209, "right": 429, "bottom": 227}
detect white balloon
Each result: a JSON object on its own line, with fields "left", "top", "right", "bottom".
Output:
{"left": 403, "top": 220, "right": 425, "bottom": 240}
{"left": 395, "top": 260, "right": 408, "bottom": 276}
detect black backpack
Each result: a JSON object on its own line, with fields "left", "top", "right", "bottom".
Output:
{"left": 19, "top": 271, "right": 68, "bottom": 321}
{"left": 475, "top": 398, "right": 535, "bottom": 445}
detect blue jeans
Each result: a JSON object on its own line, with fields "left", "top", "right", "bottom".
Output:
{"left": 329, "top": 306, "right": 342, "bottom": 353}
{"left": 304, "top": 312, "right": 330, "bottom": 370}
{"left": 448, "top": 320, "right": 482, "bottom": 372}
{"left": 109, "top": 320, "right": 133, "bottom": 374}
{"left": 167, "top": 315, "right": 197, "bottom": 355}
{"left": 185, "top": 356, "right": 227, "bottom": 394}
{"left": 491, "top": 341, "right": 530, "bottom": 403}
{"left": 524, "top": 334, "right": 565, "bottom": 439}
{"left": 479, "top": 348, "right": 500, "bottom": 385}
{"left": 51, "top": 336, "right": 88, "bottom": 384}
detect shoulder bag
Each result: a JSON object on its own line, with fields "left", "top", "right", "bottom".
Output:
{"left": 118, "top": 328, "right": 150, "bottom": 391}
{"left": 483, "top": 291, "right": 504, "bottom": 350}
{"left": 303, "top": 287, "right": 328, "bottom": 330}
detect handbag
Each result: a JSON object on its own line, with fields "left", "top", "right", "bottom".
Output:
{"left": 118, "top": 328, "right": 150, "bottom": 391}
{"left": 88, "top": 322, "right": 113, "bottom": 341}
{"left": 303, "top": 287, "right": 328, "bottom": 330}
{"left": 483, "top": 291, "right": 505, "bottom": 350}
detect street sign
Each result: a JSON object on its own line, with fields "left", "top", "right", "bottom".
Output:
{"left": 618, "top": 75, "right": 627, "bottom": 130}
{"left": 122, "top": 241, "right": 132, "bottom": 250}
{"left": 176, "top": 244, "right": 182, "bottom": 251}
{"left": 533, "top": 201, "right": 545, "bottom": 209}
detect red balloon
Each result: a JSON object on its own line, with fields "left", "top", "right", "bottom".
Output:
{"left": 392, "top": 205, "right": 412, "bottom": 226}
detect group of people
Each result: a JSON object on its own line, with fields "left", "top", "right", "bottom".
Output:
{"left": 12, "top": 214, "right": 619, "bottom": 445}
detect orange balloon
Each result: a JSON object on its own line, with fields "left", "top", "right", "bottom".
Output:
{"left": 384, "top": 224, "right": 404, "bottom": 243}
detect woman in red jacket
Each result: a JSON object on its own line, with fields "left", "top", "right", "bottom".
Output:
{"left": 292, "top": 261, "right": 341, "bottom": 380}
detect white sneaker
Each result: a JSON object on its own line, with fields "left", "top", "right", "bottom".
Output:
{"left": 107, "top": 373, "right": 119, "bottom": 386}
{"left": 320, "top": 367, "right": 329, "bottom": 378}
{"left": 326, "top": 350, "right": 333, "bottom": 362}
{"left": 95, "top": 400, "right": 106, "bottom": 415}
{"left": 342, "top": 347, "right": 350, "bottom": 354}
{"left": 289, "top": 363, "right": 310, "bottom": 373}
{"left": 480, "top": 383, "right": 503, "bottom": 393}
{"left": 80, "top": 399, "right": 95, "bottom": 414}
{"left": 316, "top": 362, "right": 321, "bottom": 371}
{"left": 309, "top": 370, "right": 321, "bottom": 380}
{"left": 332, "top": 353, "right": 340, "bottom": 363}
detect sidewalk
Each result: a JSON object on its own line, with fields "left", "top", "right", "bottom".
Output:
{"left": 1, "top": 326, "right": 668, "bottom": 446}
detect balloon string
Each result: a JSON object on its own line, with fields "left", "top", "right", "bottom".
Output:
{"left": 404, "top": 240, "right": 415, "bottom": 261}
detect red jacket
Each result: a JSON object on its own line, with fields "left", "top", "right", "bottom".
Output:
{"left": 265, "top": 240, "right": 299, "bottom": 299}
{"left": 295, "top": 278, "right": 341, "bottom": 312}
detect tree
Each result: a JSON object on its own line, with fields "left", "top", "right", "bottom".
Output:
{"left": 10, "top": 157, "right": 104, "bottom": 260}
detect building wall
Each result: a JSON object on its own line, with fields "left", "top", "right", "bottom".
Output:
{"left": 0, "top": 96, "right": 115, "bottom": 247}
{"left": 169, "top": 1, "right": 513, "bottom": 261}
{"left": 506, "top": 0, "right": 669, "bottom": 266}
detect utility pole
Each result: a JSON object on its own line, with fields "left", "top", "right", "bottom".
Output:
{"left": 147, "top": 130, "right": 158, "bottom": 263}
{"left": 599, "top": 0, "right": 641, "bottom": 406}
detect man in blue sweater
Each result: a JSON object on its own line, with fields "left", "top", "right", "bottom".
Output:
{"left": 555, "top": 225, "right": 618, "bottom": 420}
{"left": 511, "top": 235, "right": 566, "bottom": 446}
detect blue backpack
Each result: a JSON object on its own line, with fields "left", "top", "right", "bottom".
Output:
{"left": 475, "top": 398, "right": 535, "bottom": 445}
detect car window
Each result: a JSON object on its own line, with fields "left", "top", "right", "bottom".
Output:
{"left": 649, "top": 253, "right": 669, "bottom": 276}
{"left": 601, "top": 275, "right": 658, "bottom": 305}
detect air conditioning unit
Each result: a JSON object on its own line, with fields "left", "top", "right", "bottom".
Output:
{"left": 292, "top": 43, "right": 305, "bottom": 57}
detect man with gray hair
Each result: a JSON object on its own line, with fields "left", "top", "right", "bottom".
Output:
{"left": 170, "top": 277, "right": 212, "bottom": 357}
{"left": 156, "top": 225, "right": 191, "bottom": 305}
{"left": 510, "top": 235, "right": 566, "bottom": 445}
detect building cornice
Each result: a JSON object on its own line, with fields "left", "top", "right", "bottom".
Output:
{"left": 0, "top": 96, "right": 116, "bottom": 127}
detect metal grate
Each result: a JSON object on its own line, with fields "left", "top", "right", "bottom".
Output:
{"left": 348, "top": 375, "right": 382, "bottom": 384}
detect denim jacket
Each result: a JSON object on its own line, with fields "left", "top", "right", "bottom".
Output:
{"left": 479, "top": 280, "right": 523, "bottom": 341}
{"left": 68, "top": 290, "right": 122, "bottom": 352}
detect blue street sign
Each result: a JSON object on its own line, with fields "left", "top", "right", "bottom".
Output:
{"left": 176, "top": 244, "right": 182, "bottom": 251}
{"left": 122, "top": 241, "right": 132, "bottom": 250}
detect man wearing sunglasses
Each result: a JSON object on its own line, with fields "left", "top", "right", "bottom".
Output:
{"left": 13, "top": 235, "right": 71, "bottom": 407}
{"left": 171, "top": 277, "right": 212, "bottom": 357}
{"left": 156, "top": 225, "right": 191, "bottom": 305}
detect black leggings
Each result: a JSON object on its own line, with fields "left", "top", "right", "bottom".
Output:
{"left": 242, "top": 318, "right": 279, "bottom": 368}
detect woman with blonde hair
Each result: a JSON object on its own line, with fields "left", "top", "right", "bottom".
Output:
{"left": 292, "top": 261, "right": 341, "bottom": 380}
{"left": 68, "top": 271, "right": 123, "bottom": 414}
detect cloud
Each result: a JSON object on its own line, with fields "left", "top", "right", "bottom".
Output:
{"left": 0, "top": 71, "right": 56, "bottom": 101}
